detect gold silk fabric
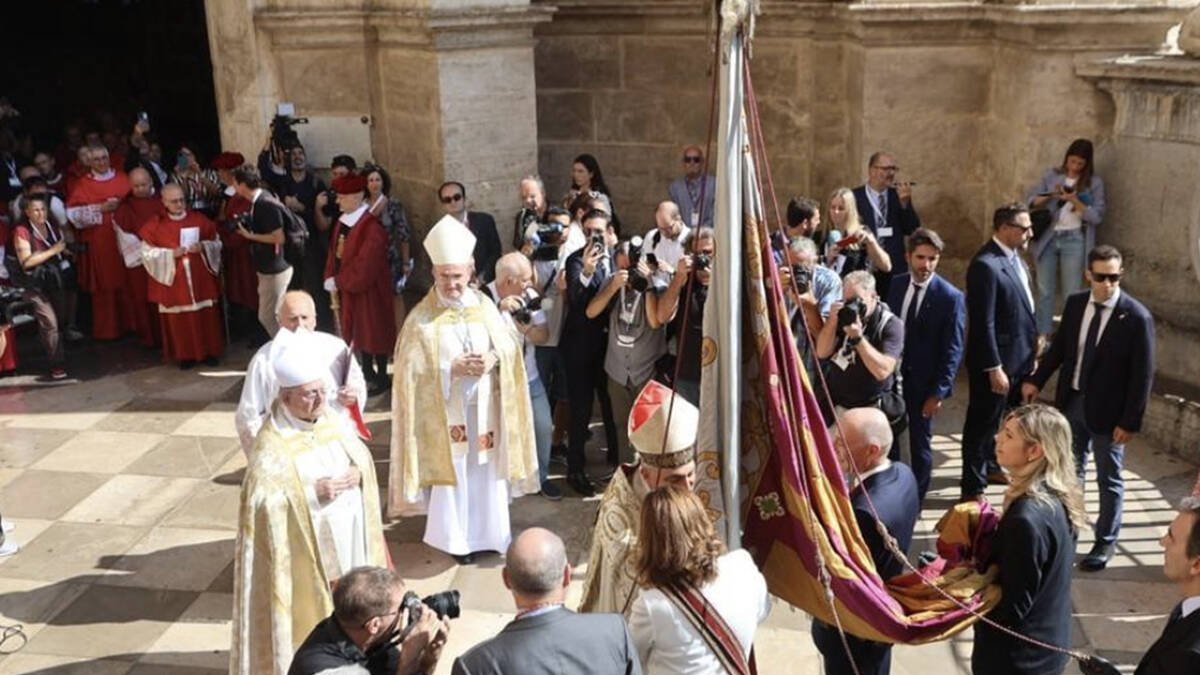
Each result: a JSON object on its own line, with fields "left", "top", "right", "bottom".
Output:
{"left": 388, "top": 288, "right": 537, "bottom": 517}
{"left": 230, "top": 411, "right": 388, "bottom": 675}
{"left": 579, "top": 465, "right": 649, "bottom": 617}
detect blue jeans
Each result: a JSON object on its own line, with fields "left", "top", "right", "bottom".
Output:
{"left": 1035, "top": 229, "right": 1085, "bottom": 335}
{"left": 1066, "top": 393, "right": 1124, "bottom": 546}
{"left": 529, "top": 378, "right": 552, "bottom": 484}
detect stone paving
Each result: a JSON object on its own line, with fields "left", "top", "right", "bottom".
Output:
{"left": 0, "top": 341, "right": 1194, "bottom": 674}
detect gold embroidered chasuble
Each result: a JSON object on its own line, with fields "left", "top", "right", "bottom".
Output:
{"left": 230, "top": 409, "right": 388, "bottom": 675}
{"left": 579, "top": 464, "right": 651, "bottom": 617}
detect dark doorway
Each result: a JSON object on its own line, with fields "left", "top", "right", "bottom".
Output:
{"left": 0, "top": 0, "right": 219, "bottom": 165}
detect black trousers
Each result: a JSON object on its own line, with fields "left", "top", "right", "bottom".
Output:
{"left": 960, "top": 369, "right": 1023, "bottom": 497}
{"left": 564, "top": 338, "right": 618, "bottom": 475}
{"left": 812, "top": 618, "right": 892, "bottom": 675}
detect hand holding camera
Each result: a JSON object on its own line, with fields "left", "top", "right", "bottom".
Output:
{"left": 582, "top": 240, "right": 604, "bottom": 276}
{"left": 390, "top": 591, "right": 457, "bottom": 675}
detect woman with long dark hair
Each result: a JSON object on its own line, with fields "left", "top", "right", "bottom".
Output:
{"left": 563, "top": 153, "right": 619, "bottom": 232}
{"left": 972, "top": 404, "right": 1086, "bottom": 675}
{"left": 1025, "top": 138, "right": 1106, "bottom": 343}
{"left": 364, "top": 163, "right": 410, "bottom": 329}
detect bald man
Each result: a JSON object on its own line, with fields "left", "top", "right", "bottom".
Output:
{"left": 452, "top": 528, "right": 641, "bottom": 675}
{"left": 812, "top": 407, "right": 919, "bottom": 675}
{"left": 114, "top": 167, "right": 162, "bottom": 347}
{"left": 140, "top": 183, "right": 224, "bottom": 366}
{"left": 234, "top": 290, "right": 366, "bottom": 456}
{"left": 642, "top": 200, "right": 690, "bottom": 272}
{"left": 666, "top": 145, "right": 715, "bottom": 229}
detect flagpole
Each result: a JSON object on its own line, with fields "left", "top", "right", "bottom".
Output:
{"left": 713, "top": 20, "right": 744, "bottom": 548}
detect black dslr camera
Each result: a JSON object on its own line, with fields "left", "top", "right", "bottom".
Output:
{"left": 510, "top": 288, "right": 543, "bottom": 324}
{"left": 623, "top": 236, "right": 665, "bottom": 294}
{"left": 693, "top": 253, "right": 712, "bottom": 271}
{"left": 270, "top": 114, "right": 308, "bottom": 152}
{"left": 321, "top": 189, "right": 340, "bottom": 218}
{"left": 791, "top": 264, "right": 812, "bottom": 294}
{"left": 837, "top": 296, "right": 866, "bottom": 331}
{"left": 379, "top": 589, "right": 460, "bottom": 655}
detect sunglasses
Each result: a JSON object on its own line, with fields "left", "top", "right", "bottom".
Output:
{"left": 440, "top": 194, "right": 463, "bottom": 204}
{"left": 1092, "top": 272, "right": 1122, "bottom": 283}
{"left": 873, "top": 165, "right": 899, "bottom": 172}
{"left": 683, "top": 156, "right": 703, "bottom": 164}
{"left": 1005, "top": 221, "right": 1033, "bottom": 232}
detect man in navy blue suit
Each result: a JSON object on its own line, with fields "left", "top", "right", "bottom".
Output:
{"left": 1135, "top": 497, "right": 1200, "bottom": 674}
{"left": 1023, "top": 244, "right": 1155, "bottom": 571}
{"left": 960, "top": 203, "right": 1037, "bottom": 500}
{"left": 853, "top": 151, "right": 920, "bottom": 298}
{"left": 812, "top": 406, "right": 919, "bottom": 675}
{"left": 885, "top": 228, "right": 965, "bottom": 501}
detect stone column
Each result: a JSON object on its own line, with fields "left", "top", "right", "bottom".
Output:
{"left": 206, "top": 0, "right": 552, "bottom": 241}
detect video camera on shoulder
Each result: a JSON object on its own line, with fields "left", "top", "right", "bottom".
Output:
{"left": 524, "top": 216, "right": 564, "bottom": 262}
{"left": 270, "top": 113, "right": 308, "bottom": 152}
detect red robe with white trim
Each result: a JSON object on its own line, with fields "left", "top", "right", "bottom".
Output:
{"left": 114, "top": 195, "right": 163, "bottom": 347}
{"left": 67, "top": 171, "right": 132, "bottom": 339}
{"left": 324, "top": 208, "right": 396, "bottom": 355}
{"left": 141, "top": 211, "right": 224, "bottom": 362}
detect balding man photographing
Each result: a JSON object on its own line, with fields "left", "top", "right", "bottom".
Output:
{"left": 453, "top": 528, "right": 641, "bottom": 675}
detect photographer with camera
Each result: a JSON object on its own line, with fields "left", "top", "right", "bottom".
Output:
{"left": 588, "top": 236, "right": 666, "bottom": 465}
{"left": 512, "top": 175, "right": 549, "bottom": 249}
{"left": 11, "top": 194, "right": 78, "bottom": 379}
{"left": 486, "top": 253, "right": 561, "bottom": 500}
{"left": 815, "top": 270, "right": 904, "bottom": 431}
{"left": 232, "top": 164, "right": 294, "bottom": 338}
{"left": 290, "top": 566, "right": 451, "bottom": 675}
{"left": 655, "top": 227, "right": 715, "bottom": 406}
{"left": 642, "top": 201, "right": 689, "bottom": 273}
{"left": 781, "top": 236, "right": 842, "bottom": 383}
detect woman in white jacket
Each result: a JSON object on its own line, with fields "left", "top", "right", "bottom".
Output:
{"left": 629, "top": 486, "right": 771, "bottom": 675}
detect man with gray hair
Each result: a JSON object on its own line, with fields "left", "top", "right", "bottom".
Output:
{"left": 815, "top": 270, "right": 905, "bottom": 429}
{"left": 513, "top": 175, "right": 548, "bottom": 249}
{"left": 813, "top": 407, "right": 918, "bottom": 675}
{"left": 289, "top": 566, "right": 449, "bottom": 675}
{"left": 452, "top": 528, "right": 641, "bottom": 675}
{"left": 783, "top": 235, "right": 842, "bottom": 385}
{"left": 1136, "top": 497, "right": 1200, "bottom": 673}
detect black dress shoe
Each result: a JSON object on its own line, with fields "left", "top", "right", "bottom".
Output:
{"left": 367, "top": 379, "right": 390, "bottom": 398}
{"left": 1079, "top": 543, "right": 1114, "bottom": 572}
{"left": 539, "top": 481, "right": 563, "bottom": 501}
{"left": 452, "top": 552, "right": 476, "bottom": 565}
{"left": 566, "top": 472, "right": 595, "bottom": 497}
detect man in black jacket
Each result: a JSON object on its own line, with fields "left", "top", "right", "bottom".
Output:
{"left": 439, "top": 181, "right": 501, "bottom": 285}
{"left": 452, "top": 528, "right": 641, "bottom": 675}
{"left": 1136, "top": 497, "right": 1200, "bottom": 675}
{"left": 852, "top": 151, "right": 920, "bottom": 297}
{"left": 1023, "top": 244, "right": 1155, "bottom": 571}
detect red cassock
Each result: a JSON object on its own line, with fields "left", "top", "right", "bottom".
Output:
{"left": 114, "top": 196, "right": 163, "bottom": 347}
{"left": 325, "top": 209, "right": 396, "bottom": 355}
{"left": 140, "top": 212, "right": 224, "bottom": 362}
{"left": 67, "top": 171, "right": 132, "bottom": 339}
{"left": 218, "top": 194, "right": 258, "bottom": 311}
{"left": 0, "top": 222, "right": 17, "bottom": 372}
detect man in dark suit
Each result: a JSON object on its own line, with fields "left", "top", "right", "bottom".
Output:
{"left": 1136, "top": 497, "right": 1200, "bottom": 674}
{"left": 562, "top": 209, "right": 620, "bottom": 496}
{"left": 885, "top": 228, "right": 965, "bottom": 502}
{"left": 453, "top": 527, "right": 641, "bottom": 675}
{"left": 813, "top": 407, "right": 919, "bottom": 675}
{"left": 960, "top": 203, "right": 1037, "bottom": 500}
{"left": 853, "top": 151, "right": 920, "bottom": 297}
{"left": 438, "top": 181, "right": 502, "bottom": 285}
{"left": 1023, "top": 244, "right": 1155, "bottom": 571}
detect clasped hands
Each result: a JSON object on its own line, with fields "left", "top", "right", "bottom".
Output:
{"left": 451, "top": 351, "right": 497, "bottom": 379}
{"left": 314, "top": 466, "right": 362, "bottom": 504}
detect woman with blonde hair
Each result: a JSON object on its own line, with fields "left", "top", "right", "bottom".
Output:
{"left": 629, "top": 487, "right": 770, "bottom": 675}
{"left": 972, "top": 403, "right": 1085, "bottom": 675}
{"left": 824, "top": 187, "right": 891, "bottom": 277}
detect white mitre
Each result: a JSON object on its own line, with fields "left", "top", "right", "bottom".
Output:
{"left": 424, "top": 215, "right": 477, "bottom": 266}
{"left": 270, "top": 327, "right": 330, "bottom": 388}
{"left": 628, "top": 380, "right": 699, "bottom": 468}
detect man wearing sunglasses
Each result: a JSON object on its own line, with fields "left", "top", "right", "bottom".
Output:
{"left": 439, "top": 181, "right": 501, "bottom": 285}
{"left": 960, "top": 202, "right": 1037, "bottom": 501}
{"left": 852, "top": 150, "right": 921, "bottom": 298}
{"left": 1023, "top": 244, "right": 1154, "bottom": 572}
{"left": 666, "top": 145, "right": 715, "bottom": 229}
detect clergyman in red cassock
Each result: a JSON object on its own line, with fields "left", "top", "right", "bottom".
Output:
{"left": 66, "top": 145, "right": 132, "bottom": 340}
{"left": 113, "top": 167, "right": 163, "bottom": 347}
{"left": 323, "top": 173, "right": 395, "bottom": 395}
{"left": 141, "top": 184, "right": 224, "bottom": 367}
{"left": 212, "top": 153, "right": 258, "bottom": 315}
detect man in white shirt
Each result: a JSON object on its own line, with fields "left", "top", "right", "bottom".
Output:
{"left": 642, "top": 201, "right": 691, "bottom": 272}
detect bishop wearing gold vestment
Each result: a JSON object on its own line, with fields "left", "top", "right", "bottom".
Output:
{"left": 388, "top": 215, "right": 538, "bottom": 564}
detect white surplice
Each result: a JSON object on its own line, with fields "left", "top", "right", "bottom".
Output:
{"left": 423, "top": 291, "right": 512, "bottom": 556}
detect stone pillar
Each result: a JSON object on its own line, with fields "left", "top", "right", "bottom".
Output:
{"left": 205, "top": 0, "right": 552, "bottom": 241}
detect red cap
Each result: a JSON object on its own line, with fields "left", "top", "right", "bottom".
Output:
{"left": 210, "top": 152, "right": 245, "bottom": 170}
{"left": 332, "top": 173, "right": 367, "bottom": 195}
